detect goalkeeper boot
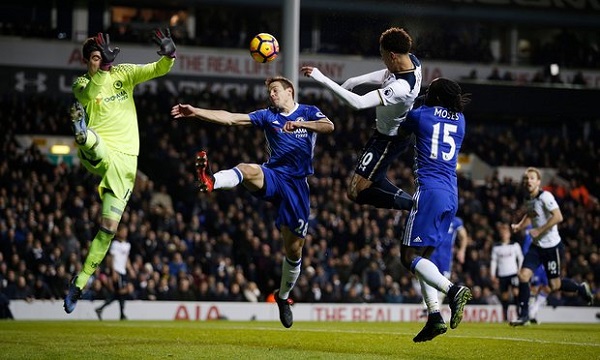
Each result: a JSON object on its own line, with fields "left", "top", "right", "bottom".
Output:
{"left": 63, "top": 276, "right": 82, "bottom": 314}
{"left": 70, "top": 101, "right": 88, "bottom": 145}
{"left": 448, "top": 285, "right": 472, "bottom": 329}
{"left": 413, "top": 312, "right": 447, "bottom": 343}
{"left": 195, "top": 150, "right": 215, "bottom": 193}
{"left": 274, "top": 289, "right": 293, "bottom": 328}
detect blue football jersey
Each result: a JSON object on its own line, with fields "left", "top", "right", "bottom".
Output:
{"left": 401, "top": 105, "right": 466, "bottom": 192}
{"left": 249, "top": 103, "right": 326, "bottom": 177}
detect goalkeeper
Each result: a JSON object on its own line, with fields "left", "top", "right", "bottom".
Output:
{"left": 64, "top": 29, "right": 176, "bottom": 314}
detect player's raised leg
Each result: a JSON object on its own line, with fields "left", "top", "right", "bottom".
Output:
{"left": 70, "top": 101, "right": 88, "bottom": 145}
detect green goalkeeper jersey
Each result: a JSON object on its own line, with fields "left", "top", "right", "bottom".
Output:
{"left": 72, "top": 56, "right": 175, "bottom": 156}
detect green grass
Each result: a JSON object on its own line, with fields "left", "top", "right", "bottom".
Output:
{"left": 0, "top": 321, "right": 599, "bottom": 359}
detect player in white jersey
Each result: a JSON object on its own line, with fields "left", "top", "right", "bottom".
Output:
{"left": 509, "top": 167, "right": 593, "bottom": 326}
{"left": 301, "top": 27, "right": 420, "bottom": 212}
{"left": 490, "top": 223, "right": 523, "bottom": 322}
{"left": 94, "top": 224, "right": 132, "bottom": 320}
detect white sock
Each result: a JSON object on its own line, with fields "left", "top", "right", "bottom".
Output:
{"left": 438, "top": 291, "right": 447, "bottom": 305}
{"left": 530, "top": 292, "right": 547, "bottom": 319}
{"left": 419, "top": 275, "right": 440, "bottom": 313}
{"left": 413, "top": 257, "right": 453, "bottom": 294}
{"left": 214, "top": 167, "right": 243, "bottom": 190}
{"left": 278, "top": 257, "right": 301, "bottom": 299}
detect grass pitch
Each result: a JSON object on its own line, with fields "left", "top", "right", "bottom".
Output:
{"left": 1, "top": 320, "right": 598, "bottom": 359}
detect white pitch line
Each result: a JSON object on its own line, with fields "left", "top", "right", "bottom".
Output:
{"left": 221, "top": 325, "right": 600, "bottom": 348}
{"left": 104, "top": 323, "right": 600, "bottom": 347}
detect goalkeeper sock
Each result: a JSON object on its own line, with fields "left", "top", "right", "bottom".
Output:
{"left": 79, "top": 129, "right": 107, "bottom": 163}
{"left": 75, "top": 227, "right": 115, "bottom": 289}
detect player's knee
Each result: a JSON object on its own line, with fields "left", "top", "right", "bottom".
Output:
{"left": 347, "top": 175, "right": 368, "bottom": 202}
{"left": 237, "top": 163, "right": 260, "bottom": 179}
{"left": 281, "top": 228, "right": 304, "bottom": 261}
{"left": 518, "top": 271, "right": 531, "bottom": 283}
{"left": 399, "top": 252, "right": 413, "bottom": 271}
{"left": 347, "top": 188, "right": 358, "bottom": 202}
{"left": 100, "top": 217, "right": 119, "bottom": 234}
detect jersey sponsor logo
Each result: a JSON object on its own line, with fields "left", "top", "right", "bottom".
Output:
{"left": 291, "top": 117, "right": 308, "bottom": 137}
{"left": 104, "top": 89, "right": 129, "bottom": 103}
{"left": 114, "top": 80, "right": 123, "bottom": 90}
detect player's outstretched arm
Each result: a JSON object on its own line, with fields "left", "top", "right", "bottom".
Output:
{"left": 340, "top": 69, "right": 387, "bottom": 90}
{"left": 171, "top": 103, "right": 252, "bottom": 126}
{"left": 300, "top": 66, "right": 381, "bottom": 110}
{"left": 284, "top": 118, "right": 334, "bottom": 134}
{"left": 510, "top": 214, "right": 530, "bottom": 233}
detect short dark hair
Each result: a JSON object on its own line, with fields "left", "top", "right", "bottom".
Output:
{"left": 82, "top": 37, "right": 100, "bottom": 61}
{"left": 425, "top": 77, "right": 471, "bottom": 113}
{"left": 379, "top": 27, "right": 412, "bottom": 54}
{"left": 265, "top": 76, "right": 295, "bottom": 98}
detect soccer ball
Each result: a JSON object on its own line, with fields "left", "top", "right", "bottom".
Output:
{"left": 249, "top": 33, "right": 279, "bottom": 63}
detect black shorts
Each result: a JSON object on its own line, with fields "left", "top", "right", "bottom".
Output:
{"left": 522, "top": 243, "right": 564, "bottom": 280}
{"left": 354, "top": 130, "right": 411, "bottom": 181}
{"left": 498, "top": 274, "right": 519, "bottom": 293}
{"left": 115, "top": 272, "right": 129, "bottom": 290}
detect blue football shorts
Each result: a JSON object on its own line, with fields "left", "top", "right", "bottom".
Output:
{"left": 255, "top": 166, "right": 310, "bottom": 238}
{"left": 403, "top": 187, "right": 457, "bottom": 248}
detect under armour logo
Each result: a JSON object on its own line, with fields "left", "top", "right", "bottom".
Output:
{"left": 15, "top": 72, "right": 47, "bottom": 93}
{"left": 91, "top": 261, "right": 100, "bottom": 269}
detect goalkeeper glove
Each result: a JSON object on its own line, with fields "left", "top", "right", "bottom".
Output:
{"left": 153, "top": 28, "right": 177, "bottom": 58}
{"left": 95, "top": 33, "right": 120, "bottom": 71}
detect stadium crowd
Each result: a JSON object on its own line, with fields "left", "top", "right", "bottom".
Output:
{"left": 0, "top": 89, "right": 598, "bottom": 315}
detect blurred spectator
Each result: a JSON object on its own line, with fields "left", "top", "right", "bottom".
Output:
{"left": 487, "top": 68, "right": 502, "bottom": 81}
{"left": 569, "top": 179, "right": 591, "bottom": 208}
{"left": 572, "top": 71, "right": 587, "bottom": 86}
{"left": 0, "top": 86, "right": 597, "bottom": 312}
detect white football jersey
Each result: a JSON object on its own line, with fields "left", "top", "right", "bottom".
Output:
{"left": 490, "top": 242, "right": 523, "bottom": 277}
{"left": 110, "top": 239, "right": 131, "bottom": 275}
{"left": 375, "top": 54, "right": 422, "bottom": 136}
{"left": 525, "top": 190, "right": 561, "bottom": 248}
